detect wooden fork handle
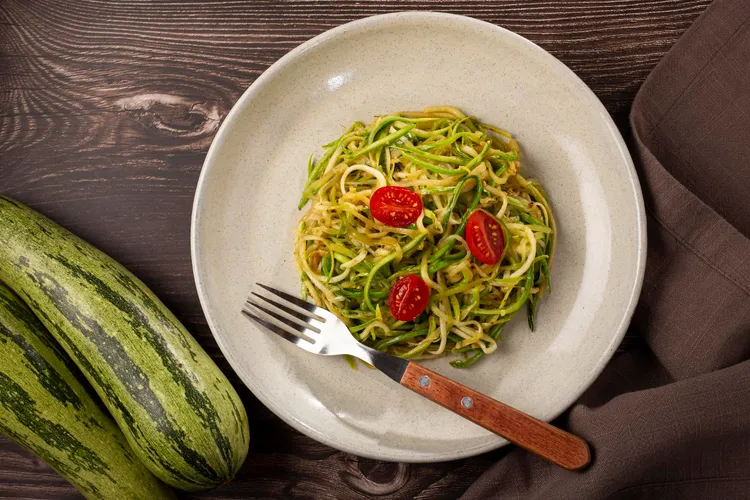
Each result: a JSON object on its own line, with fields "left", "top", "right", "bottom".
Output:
{"left": 400, "top": 363, "right": 591, "bottom": 471}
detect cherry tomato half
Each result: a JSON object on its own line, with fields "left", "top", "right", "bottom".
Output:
{"left": 369, "top": 186, "right": 423, "bottom": 227}
{"left": 465, "top": 209, "right": 507, "bottom": 265}
{"left": 388, "top": 275, "right": 430, "bottom": 322}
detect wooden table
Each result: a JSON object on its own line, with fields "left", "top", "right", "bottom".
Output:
{"left": 0, "top": 1, "right": 710, "bottom": 498}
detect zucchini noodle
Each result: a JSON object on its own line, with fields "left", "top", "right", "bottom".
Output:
{"left": 295, "top": 106, "right": 555, "bottom": 368}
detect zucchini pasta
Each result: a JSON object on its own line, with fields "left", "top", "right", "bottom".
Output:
{"left": 295, "top": 106, "right": 554, "bottom": 368}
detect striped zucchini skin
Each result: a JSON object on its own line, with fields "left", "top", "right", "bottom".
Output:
{"left": 0, "top": 197, "right": 249, "bottom": 491}
{"left": 0, "top": 282, "right": 175, "bottom": 500}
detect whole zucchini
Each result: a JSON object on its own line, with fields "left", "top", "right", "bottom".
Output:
{"left": 0, "top": 196, "right": 249, "bottom": 491}
{"left": 0, "top": 282, "right": 175, "bottom": 499}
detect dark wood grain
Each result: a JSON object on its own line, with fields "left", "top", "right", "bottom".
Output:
{"left": 0, "top": 0, "right": 710, "bottom": 498}
{"left": 400, "top": 363, "right": 590, "bottom": 471}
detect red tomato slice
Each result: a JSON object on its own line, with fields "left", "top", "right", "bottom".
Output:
{"left": 465, "top": 209, "right": 506, "bottom": 265}
{"left": 388, "top": 275, "right": 430, "bottom": 322}
{"left": 369, "top": 186, "right": 423, "bottom": 227}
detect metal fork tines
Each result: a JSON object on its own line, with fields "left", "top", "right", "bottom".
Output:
{"left": 242, "top": 283, "right": 407, "bottom": 381}
{"left": 242, "top": 283, "right": 328, "bottom": 353}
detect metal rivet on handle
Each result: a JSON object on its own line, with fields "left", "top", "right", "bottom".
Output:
{"left": 418, "top": 375, "right": 430, "bottom": 387}
{"left": 461, "top": 396, "right": 473, "bottom": 408}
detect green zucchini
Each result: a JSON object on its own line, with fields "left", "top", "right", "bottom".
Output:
{"left": 0, "top": 282, "right": 175, "bottom": 499}
{"left": 0, "top": 196, "right": 249, "bottom": 491}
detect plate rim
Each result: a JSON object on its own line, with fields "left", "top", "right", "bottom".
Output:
{"left": 190, "top": 11, "right": 647, "bottom": 462}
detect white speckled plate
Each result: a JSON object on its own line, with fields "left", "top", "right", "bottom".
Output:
{"left": 191, "top": 12, "right": 646, "bottom": 462}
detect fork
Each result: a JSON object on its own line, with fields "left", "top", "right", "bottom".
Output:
{"left": 243, "top": 283, "right": 591, "bottom": 471}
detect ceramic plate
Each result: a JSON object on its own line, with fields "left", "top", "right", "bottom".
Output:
{"left": 191, "top": 12, "right": 646, "bottom": 462}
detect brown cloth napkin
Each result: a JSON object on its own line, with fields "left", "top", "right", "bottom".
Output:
{"left": 462, "top": 0, "right": 750, "bottom": 498}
